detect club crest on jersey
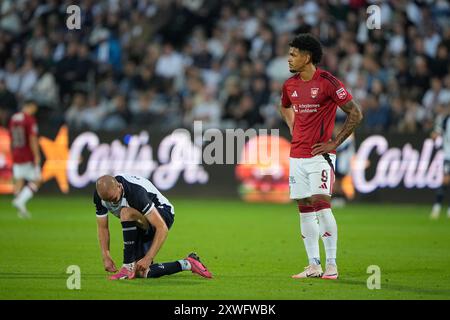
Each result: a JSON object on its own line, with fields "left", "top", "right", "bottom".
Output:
{"left": 311, "top": 88, "right": 319, "bottom": 98}
{"left": 336, "top": 88, "right": 347, "bottom": 100}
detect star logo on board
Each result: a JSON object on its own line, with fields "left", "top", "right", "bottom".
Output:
{"left": 39, "top": 126, "right": 70, "bottom": 193}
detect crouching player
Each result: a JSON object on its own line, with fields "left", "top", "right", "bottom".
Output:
{"left": 94, "top": 174, "right": 212, "bottom": 280}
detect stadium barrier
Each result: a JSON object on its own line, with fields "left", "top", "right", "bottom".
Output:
{"left": 0, "top": 126, "right": 442, "bottom": 203}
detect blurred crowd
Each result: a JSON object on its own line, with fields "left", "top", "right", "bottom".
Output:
{"left": 0, "top": 0, "right": 449, "bottom": 134}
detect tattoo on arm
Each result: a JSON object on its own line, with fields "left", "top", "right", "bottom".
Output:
{"left": 334, "top": 100, "right": 363, "bottom": 147}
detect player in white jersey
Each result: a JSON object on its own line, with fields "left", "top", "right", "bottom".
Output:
{"left": 94, "top": 174, "right": 212, "bottom": 280}
{"left": 430, "top": 106, "right": 450, "bottom": 219}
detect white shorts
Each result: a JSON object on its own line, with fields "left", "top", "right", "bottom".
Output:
{"left": 13, "top": 163, "right": 41, "bottom": 181}
{"left": 289, "top": 154, "right": 336, "bottom": 199}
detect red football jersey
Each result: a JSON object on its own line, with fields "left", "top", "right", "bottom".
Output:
{"left": 281, "top": 68, "right": 353, "bottom": 158}
{"left": 8, "top": 112, "right": 38, "bottom": 164}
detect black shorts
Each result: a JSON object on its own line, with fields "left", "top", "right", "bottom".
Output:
{"left": 135, "top": 204, "right": 174, "bottom": 260}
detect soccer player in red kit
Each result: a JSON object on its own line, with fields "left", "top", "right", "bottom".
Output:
{"left": 279, "top": 34, "right": 363, "bottom": 279}
{"left": 8, "top": 100, "right": 42, "bottom": 218}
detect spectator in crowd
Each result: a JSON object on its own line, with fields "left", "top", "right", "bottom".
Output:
{"left": 0, "top": 78, "right": 17, "bottom": 127}
{"left": 65, "top": 92, "right": 88, "bottom": 130}
{"left": 0, "top": 0, "right": 448, "bottom": 135}
{"left": 103, "top": 94, "right": 132, "bottom": 131}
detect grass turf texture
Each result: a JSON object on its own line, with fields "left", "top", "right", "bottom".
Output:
{"left": 0, "top": 195, "right": 449, "bottom": 300}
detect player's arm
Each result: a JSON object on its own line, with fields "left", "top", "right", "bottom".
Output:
{"left": 135, "top": 208, "right": 169, "bottom": 272}
{"left": 278, "top": 103, "right": 294, "bottom": 135}
{"left": 30, "top": 135, "right": 41, "bottom": 166}
{"left": 96, "top": 216, "right": 117, "bottom": 273}
{"left": 312, "top": 99, "right": 363, "bottom": 156}
{"left": 333, "top": 100, "right": 363, "bottom": 148}
{"left": 94, "top": 191, "right": 117, "bottom": 273}
{"left": 279, "top": 82, "right": 294, "bottom": 135}
{"left": 96, "top": 215, "right": 111, "bottom": 259}
{"left": 28, "top": 122, "right": 41, "bottom": 167}
{"left": 125, "top": 183, "right": 169, "bottom": 271}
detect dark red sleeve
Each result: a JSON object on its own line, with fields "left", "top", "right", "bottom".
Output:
{"left": 280, "top": 82, "right": 291, "bottom": 108}
{"left": 325, "top": 75, "right": 353, "bottom": 106}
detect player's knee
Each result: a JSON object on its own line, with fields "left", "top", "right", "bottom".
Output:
{"left": 32, "top": 180, "right": 42, "bottom": 189}
{"left": 297, "top": 198, "right": 312, "bottom": 206}
{"left": 311, "top": 195, "right": 331, "bottom": 211}
{"left": 297, "top": 198, "right": 314, "bottom": 213}
{"left": 27, "top": 181, "right": 40, "bottom": 193}
{"left": 35, "top": 179, "right": 42, "bottom": 187}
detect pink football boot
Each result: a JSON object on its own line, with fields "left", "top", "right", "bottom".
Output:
{"left": 109, "top": 266, "right": 136, "bottom": 280}
{"left": 186, "top": 253, "right": 212, "bottom": 279}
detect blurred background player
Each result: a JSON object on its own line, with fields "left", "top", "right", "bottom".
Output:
{"left": 8, "top": 99, "right": 41, "bottom": 218}
{"left": 332, "top": 120, "right": 356, "bottom": 208}
{"left": 94, "top": 174, "right": 212, "bottom": 280}
{"left": 279, "top": 34, "right": 363, "bottom": 280}
{"left": 430, "top": 105, "right": 450, "bottom": 219}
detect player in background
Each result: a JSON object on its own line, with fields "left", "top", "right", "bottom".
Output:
{"left": 94, "top": 174, "right": 212, "bottom": 280}
{"left": 430, "top": 105, "right": 450, "bottom": 219}
{"left": 8, "top": 100, "right": 41, "bottom": 218}
{"left": 331, "top": 121, "right": 356, "bottom": 208}
{"left": 279, "top": 34, "right": 363, "bottom": 279}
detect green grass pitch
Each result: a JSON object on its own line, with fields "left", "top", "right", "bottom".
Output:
{"left": 0, "top": 195, "right": 449, "bottom": 300}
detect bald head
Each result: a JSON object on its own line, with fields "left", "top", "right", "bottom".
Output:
{"left": 96, "top": 175, "right": 122, "bottom": 202}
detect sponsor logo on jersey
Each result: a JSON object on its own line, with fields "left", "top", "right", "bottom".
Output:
{"left": 291, "top": 90, "right": 298, "bottom": 97}
{"left": 311, "top": 88, "right": 319, "bottom": 98}
{"left": 336, "top": 88, "right": 347, "bottom": 100}
{"left": 292, "top": 104, "right": 320, "bottom": 113}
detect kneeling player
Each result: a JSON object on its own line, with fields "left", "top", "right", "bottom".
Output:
{"left": 94, "top": 174, "right": 212, "bottom": 280}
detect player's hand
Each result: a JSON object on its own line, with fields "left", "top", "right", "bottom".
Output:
{"left": 311, "top": 140, "right": 338, "bottom": 156}
{"left": 103, "top": 256, "right": 118, "bottom": 273}
{"left": 135, "top": 256, "right": 153, "bottom": 273}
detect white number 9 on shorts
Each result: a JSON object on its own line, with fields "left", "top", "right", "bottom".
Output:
{"left": 289, "top": 154, "right": 336, "bottom": 199}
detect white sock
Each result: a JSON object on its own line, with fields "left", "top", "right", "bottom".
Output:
{"left": 178, "top": 259, "right": 191, "bottom": 271}
{"left": 123, "top": 262, "right": 135, "bottom": 271}
{"left": 432, "top": 203, "right": 441, "bottom": 213}
{"left": 16, "top": 185, "right": 34, "bottom": 206}
{"left": 317, "top": 208, "right": 338, "bottom": 266}
{"left": 299, "top": 212, "right": 321, "bottom": 265}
